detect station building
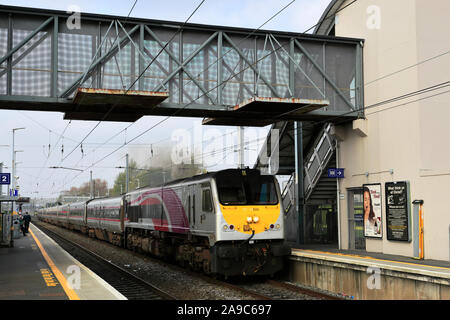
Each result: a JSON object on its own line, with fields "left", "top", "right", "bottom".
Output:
{"left": 0, "top": 1, "right": 448, "bottom": 264}
{"left": 308, "top": 0, "right": 450, "bottom": 262}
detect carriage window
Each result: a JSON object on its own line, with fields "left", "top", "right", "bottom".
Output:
{"left": 202, "top": 189, "right": 213, "bottom": 212}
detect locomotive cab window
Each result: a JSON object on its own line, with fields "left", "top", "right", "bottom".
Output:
{"left": 202, "top": 188, "right": 213, "bottom": 212}
{"left": 217, "top": 175, "right": 246, "bottom": 205}
{"left": 216, "top": 170, "right": 278, "bottom": 205}
{"left": 249, "top": 176, "right": 278, "bottom": 205}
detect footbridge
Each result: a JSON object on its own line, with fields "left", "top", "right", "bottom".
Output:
{"left": 0, "top": 5, "right": 363, "bottom": 124}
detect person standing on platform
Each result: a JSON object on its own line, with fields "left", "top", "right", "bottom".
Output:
{"left": 19, "top": 214, "right": 26, "bottom": 236}
{"left": 24, "top": 212, "right": 31, "bottom": 233}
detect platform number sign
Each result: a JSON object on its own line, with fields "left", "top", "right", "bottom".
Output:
{"left": 0, "top": 173, "right": 11, "bottom": 185}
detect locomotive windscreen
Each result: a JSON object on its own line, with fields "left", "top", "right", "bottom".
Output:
{"left": 216, "top": 170, "right": 278, "bottom": 205}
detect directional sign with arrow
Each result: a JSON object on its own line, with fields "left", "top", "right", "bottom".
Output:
{"left": 328, "top": 168, "right": 345, "bottom": 178}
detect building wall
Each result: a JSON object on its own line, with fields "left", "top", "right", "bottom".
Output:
{"left": 333, "top": 0, "right": 450, "bottom": 260}
{"left": 415, "top": 0, "right": 450, "bottom": 261}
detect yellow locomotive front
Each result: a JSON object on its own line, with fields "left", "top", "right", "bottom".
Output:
{"left": 210, "top": 169, "right": 291, "bottom": 276}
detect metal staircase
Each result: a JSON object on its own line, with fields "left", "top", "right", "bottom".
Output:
{"left": 303, "top": 123, "right": 336, "bottom": 200}
{"left": 281, "top": 123, "right": 337, "bottom": 215}
{"left": 281, "top": 174, "right": 295, "bottom": 215}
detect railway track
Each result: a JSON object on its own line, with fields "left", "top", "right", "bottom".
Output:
{"left": 226, "top": 278, "right": 346, "bottom": 300}
{"left": 172, "top": 265, "right": 344, "bottom": 300}
{"left": 35, "top": 221, "right": 345, "bottom": 300}
{"left": 35, "top": 223, "right": 176, "bottom": 300}
{"left": 267, "top": 279, "right": 346, "bottom": 300}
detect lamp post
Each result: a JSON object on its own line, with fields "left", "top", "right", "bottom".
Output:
{"left": 12, "top": 128, "right": 25, "bottom": 211}
{"left": 14, "top": 151, "right": 23, "bottom": 195}
{"left": 126, "top": 154, "right": 129, "bottom": 193}
{"left": 8, "top": 128, "right": 24, "bottom": 247}
{"left": 90, "top": 171, "right": 93, "bottom": 199}
{"left": 0, "top": 145, "right": 9, "bottom": 197}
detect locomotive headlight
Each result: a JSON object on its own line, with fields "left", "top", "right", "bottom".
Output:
{"left": 223, "top": 225, "right": 228, "bottom": 231}
{"left": 276, "top": 224, "right": 281, "bottom": 230}
{"left": 247, "top": 216, "right": 253, "bottom": 223}
{"left": 252, "top": 216, "right": 260, "bottom": 223}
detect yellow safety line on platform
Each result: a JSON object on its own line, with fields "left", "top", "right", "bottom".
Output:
{"left": 296, "top": 249, "right": 450, "bottom": 272}
{"left": 29, "top": 228, "right": 80, "bottom": 300}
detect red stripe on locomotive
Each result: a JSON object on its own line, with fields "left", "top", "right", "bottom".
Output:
{"left": 130, "top": 187, "right": 189, "bottom": 234}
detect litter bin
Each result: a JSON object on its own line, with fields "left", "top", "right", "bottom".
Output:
{"left": 12, "top": 217, "right": 21, "bottom": 239}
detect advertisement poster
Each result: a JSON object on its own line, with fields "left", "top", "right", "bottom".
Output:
{"left": 363, "top": 184, "right": 382, "bottom": 238}
{"left": 385, "top": 181, "right": 411, "bottom": 241}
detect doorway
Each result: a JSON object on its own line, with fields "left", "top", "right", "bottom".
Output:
{"left": 304, "top": 203, "right": 338, "bottom": 245}
{"left": 347, "top": 188, "right": 366, "bottom": 250}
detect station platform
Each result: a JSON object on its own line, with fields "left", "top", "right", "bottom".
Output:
{"left": 0, "top": 224, "right": 126, "bottom": 300}
{"left": 287, "top": 246, "right": 450, "bottom": 300}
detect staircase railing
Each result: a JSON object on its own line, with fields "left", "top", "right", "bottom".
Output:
{"left": 280, "top": 123, "right": 336, "bottom": 215}
{"left": 303, "top": 123, "right": 336, "bottom": 200}
{"left": 281, "top": 173, "right": 295, "bottom": 214}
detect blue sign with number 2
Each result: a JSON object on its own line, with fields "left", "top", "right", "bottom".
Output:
{"left": 0, "top": 173, "right": 11, "bottom": 185}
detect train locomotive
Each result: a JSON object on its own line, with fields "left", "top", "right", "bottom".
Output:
{"left": 38, "top": 168, "right": 291, "bottom": 277}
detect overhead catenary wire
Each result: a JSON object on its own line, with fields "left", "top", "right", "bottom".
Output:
{"left": 59, "top": 0, "right": 295, "bottom": 166}
{"left": 37, "top": 0, "right": 357, "bottom": 194}
{"left": 21, "top": 5, "right": 450, "bottom": 163}
{"left": 95, "top": 0, "right": 356, "bottom": 158}
{"left": 313, "top": 79, "right": 450, "bottom": 127}
{"left": 365, "top": 50, "right": 450, "bottom": 86}
{"left": 49, "top": 0, "right": 326, "bottom": 173}
{"left": 266, "top": 79, "right": 450, "bottom": 162}
{"left": 60, "top": 0, "right": 141, "bottom": 162}
{"left": 33, "top": 120, "right": 72, "bottom": 184}
{"left": 39, "top": 0, "right": 210, "bottom": 193}
{"left": 41, "top": 0, "right": 297, "bottom": 193}
{"left": 256, "top": 79, "right": 450, "bottom": 148}
{"left": 61, "top": 0, "right": 208, "bottom": 163}
{"left": 23, "top": 0, "right": 357, "bottom": 172}
{"left": 49, "top": 128, "right": 267, "bottom": 191}
{"left": 25, "top": 0, "right": 140, "bottom": 192}
{"left": 17, "top": 111, "right": 78, "bottom": 143}
{"left": 26, "top": 0, "right": 450, "bottom": 196}
{"left": 19, "top": 0, "right": 362, "bottom": 196}
{"left": 72, "top": 1, "right": 299, "bottom": 166}
{"left": 15, "top": 2, "right": 140, "bottom": 152}
{"left": 62, "top": 128, "right": 267, "bottom": 188}
{"left": 47, "top": 134, "right": 268, "bottom": 195}
{"left": 41, "top": 0, "right": 369, "bottom": 195}
{"left": 28, "top": 1, "right": 139, "bottom": 194}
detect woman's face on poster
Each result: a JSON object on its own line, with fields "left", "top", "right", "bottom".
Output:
{"left": 364, "top": 191, "right": 371, "bottom": 215}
